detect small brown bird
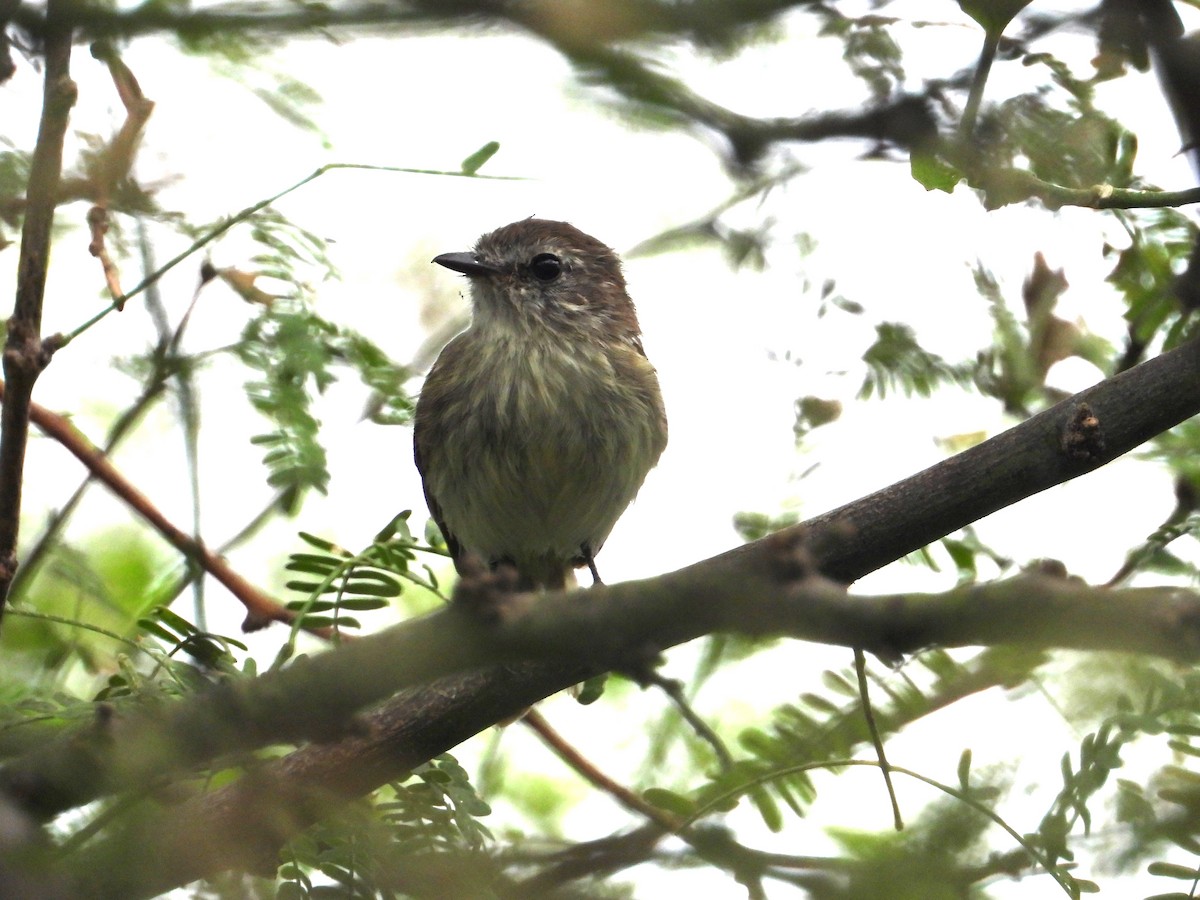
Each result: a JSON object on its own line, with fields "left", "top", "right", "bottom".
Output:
{"left": 415, "top": 219, "right": 667, "bottom": 590}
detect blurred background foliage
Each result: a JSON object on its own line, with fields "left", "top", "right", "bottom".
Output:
{"left": 1, "top": 1, "right": 1200, "bottom": 898}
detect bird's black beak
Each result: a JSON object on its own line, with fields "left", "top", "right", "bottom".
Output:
{"left": 433, "top": 252, "right": 499, "bottom": 277}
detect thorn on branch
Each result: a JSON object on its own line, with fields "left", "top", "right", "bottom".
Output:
{"left": 1060, "top": 401, "right": 1105, "bottom": 463}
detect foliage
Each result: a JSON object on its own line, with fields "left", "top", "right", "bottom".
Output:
{"left": 281, "top": 513, "right": 444, "bottom": 639}
{"left": 278, "top": 758, "right": 494, "bottom": 899}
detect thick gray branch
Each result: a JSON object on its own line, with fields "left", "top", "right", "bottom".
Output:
{"left": 15, "top": 335, "right": 1200, "bottom": 895}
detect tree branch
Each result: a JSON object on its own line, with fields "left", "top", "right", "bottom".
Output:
{"left": 16, "top": 2, "right": 939, "bottom": 172}
{"left": 0, "top": 380, "right": 312, "bottom": 633}
{"left": 0, "top": 295, "right": 1180, "bottom": 889}
{"left": 782, "top": 339, "right": 1200, "bottom": 583}
{"left": 0, "top": 7, "right": 75, "bottom": 618}
{"left": 11, "top": 1, "right": 810, "bottom": 44}
{"left": 85, "top": 40, "right": 155, "bottom": 309}
{"left": 973, "top": 166, "right": 1200, "bottom": 211}
{"left": 0, "top": 334, "right": 1189, "bottom": 894}
{"left": 521, "top": 709, "right": 680, "bottom": 829}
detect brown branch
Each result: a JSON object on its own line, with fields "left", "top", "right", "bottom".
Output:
{"left": 86, "top": 41, "right": 155, "bottom": 310}
{"left": 5, "top": 370, "right": 168, "bottom": 601}
{"left": 23, "top": 335, "right": 1200, "bottom": 896}
{"left": 19, "top": 566, "right": 1200, "bottom": 891}
{"left": 0, "top": 26, "right": 157, "bottom": 620}
{"left": 0, "top": 8, "right": 75, "bottom": 619}
{"left": 973, "top": 166, "right": 1200, "bottom": 211}
{"left": 59, "top": 638, "right": 1039, "bottom": 898}
{"left": 787, "top": 341, "right": 1200, "bottom": 584}
{"left": 0, "top": 380, "right": 303, "bottom": 633}
{"left": 521, "top": 709, "right": 680, "bottom": 829}
{"left": 519, "top": 710, "right": 875, "bottom": 896}
{"left": 86, "top": 206, "right": 125, "bottom": 303}
{"left": 0, "top": 40, "right": 155, "bottom": 307}
{"left": 59, "top": 664, "right": 593, "bottom": 899}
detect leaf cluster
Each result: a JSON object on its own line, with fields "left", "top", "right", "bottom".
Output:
{"left": 281, "top": 514, "right": 444, "bottom": 638}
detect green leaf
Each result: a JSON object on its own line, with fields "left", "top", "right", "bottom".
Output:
{"left": 750, "top": 785, "right": 784, "bottom": 832}
{"left": 284, "top": 581, "right": 329, "bottom": 595}
{"left": 957, "top": 0, "right": 1033, "bottom": 36}
{"left": 957, "top": 748, "right": 972, "bottom": 789}
{"left": 297, "top": 532, "right": 342, "bottom": 553}
{"left": 859, "top": 322, "right": 972, "bottom": 399}
{"left": 153, "top": 607, "right": 199, "bottom": 637}
{"left": 1166, "top": 739, "right": 1200, "bottom": 758}
{"left": 460, "top": 140, "right": 500, "bottom": 175}
{"left": 333, "top": 598, "right": 390, "bottom": 611}
{"left": 910, "top": 152, "right": 962, "bottom": 193}
{"left": 576, "top": 673, "right": 607, "bottom": 705}
{"left": 375, "top": 511, "right": 412, "bottom": 542}
{"left": 286, "top": 599, "right": 335, "bottom": 612}
{"left": 136, "top": 620, "right": 178, "bottom": 644}
{"left": 1148, "top": 862, "right": 1200, "bottom": 879}
{"left": 643, "top": 788, "right": 697, "bottom": 816}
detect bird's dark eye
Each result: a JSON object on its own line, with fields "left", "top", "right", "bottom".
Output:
{"left": 528, "top": 253, "right": 563, "bottom": 282}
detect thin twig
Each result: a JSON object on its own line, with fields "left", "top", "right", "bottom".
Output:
{"left": 1104, "top": 481, "right": 1196, "bottom": 588}
{"left": 521, "top": 709, "right": 681, "bottom": 830}
{"left": 975, "top": 168, "right": 1200, "bottom": 211}
{"left": 38, "top": 333, "right": 1200, "bottom": 895}
{"left": 7, "top": 372, "right": 168, "bottom": 601}
{"left": 63, "top": 162, "right": 524, "bottom": 344}
{"left": 639, "top": 669, "right": 734, "bottom": 772}
{"left": 854, "top": 648, "right": 902, "bottom": 831}
{"left": 960, "top": 30, "right": 999, "bottom": 139}
{"left": 0, "top": 380, "right": 315, "bottom": 635}
{"left": 83, "top": 42, "right": 154, "bottom": 309}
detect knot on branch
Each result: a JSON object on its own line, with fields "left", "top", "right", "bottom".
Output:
{"left": 1022, "top": 558, "right": 1071, "bottom": 580}
{"left": 764, "top": 526, "right": 816, "bottom": 583}
{"left": 1061, "top": 401, "right": 1105, "bottom": 463}
{"left": 37, "top": 334, "right": 61, "bottom": 368}
{"left": 46, "top": 75, "right": 78, "bottom": 115}
{"left": 612, "top": 640, "right": 667, "bottom": 684}
{"left": 451, "top": 555, "right": 526, "bottom": 624}
{"left": 3, "top": 320, "right": 57, "bottom": 378}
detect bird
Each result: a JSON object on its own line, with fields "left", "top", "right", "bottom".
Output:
{"left": 414, "top": 218, "right": 667, "bottom": 591}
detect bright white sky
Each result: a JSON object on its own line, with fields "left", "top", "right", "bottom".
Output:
{"left": 3, "top": 2, "right": 1200, "bottom": 897}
